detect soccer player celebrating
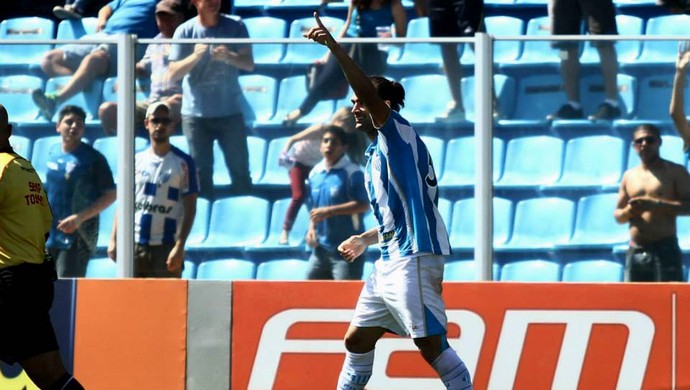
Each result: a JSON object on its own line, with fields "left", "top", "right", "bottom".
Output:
{"left": 303, "top": 12, "right": 473, "bottom": 390}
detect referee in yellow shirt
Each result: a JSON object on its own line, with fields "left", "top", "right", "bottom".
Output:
{"left": 0, "top": 104, "right": 85, "bottom": 389}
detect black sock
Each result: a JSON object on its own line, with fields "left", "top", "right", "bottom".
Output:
{"left": 49, "top": 373, "right": 85, "bottom": 390}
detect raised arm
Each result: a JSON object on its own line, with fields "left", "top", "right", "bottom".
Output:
{"left": 671, "top": 42, "right": 690, "bottom": 152}
{"left": 304, "top": 12, "right": 390, "bottom": 128}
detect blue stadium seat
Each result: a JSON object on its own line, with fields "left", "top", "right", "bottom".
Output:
{"left": 543, "top": 135, "right": 625, "bottom": 189}
{"left": 31, "top": 135, "right": 62, "bottom": 182}
{"left": 44, "top": 76, "right": 104, "bottom": 123}
{"left": 96, "top": 202, "right": 116, "bottom": 250}
{"left": 581, "top": 15, "right": 643, "bottom": 65}
{"left": 421, "top": 135, "right": 445, "bottom": 179}
{"left": 444, "top": 260, "right": 501, "bottom": 281}
{"left": 56, "top": 18, "right": 98, "bottom": 40}
{"left": 499, "top": 16, "right": 560, "bottom": 69}
{"left": 614, "top": 71, "right": 676, "bottom": 126}
{"left": 460, "top": 16, "right": 524, "bottom": 65}
{"left": 678, "top": 216, "right": 690, "bottom": 250}
{"left": 496, "top": 74, "right": 566, "bottom": 128}
{"left": 197, "top": 196, "right": 270, "bottom": 249}
{"left": 8, "top": 135, "right": 32, "bottom": 160}
{"left": 399, "top": 74, "right": 452, "bottom": 124}
{"left": 244, "top": 16, "right": 287, "bottom": 64}
{"left": 238, "top": 74, "right": 278, "bottom": 125}
{"left": 169, "top": 135, "right": 188, "bottom": 152}
{"left": 281, "top": 16, "right": 345, "bottom": 64}
{"left": 270, "top": 75, "right": 334, "bottom": 125}
{"left": 387, "top": 17, "right": 443, "bottom": 68}
{"left": 437, "top": 197, "right": 452, "bottom": 229}
{"left": 92, "top": 136, "right": 149, "bottom": 183}
{"left": 495, "top": 135, "right": 564, "bottom": 189}
{"left": 562, "top": 259, "right": 623, "bottom": 282}
{"left": 246, "top": 198, "right": 309, "bottom": 251}
{"left": 557, "top": 193, "right": 629, "bottom": 249}
{"left": 497, "top": 197, "right": 575, "bottom": 251}
{"left": 461, "top": 74, "right": 516, "bottom": 123}
{"left": 448, "top": 197, "right": 513, "bottom": 251}
{"left": 211, "top": 136, "right": 266, "bottom": 186}
{"left": 85, "top": 257, "right": 117, "bottom": 278}
{"left": 440, "top": 136, "right": 504, "bottom": 188}
{"left": 500, "top": 259, "right": 561, "bottom": 282}
{"left": 101, "top": 76, "right": 150, "bottom": 103}
{"left": 182, "top": 260, "right": 197, "bottom": 279}
{"left": 257, "top": 136, "right": 291, "bottom": 186}
{"left": 627, "top": 135, "right": 686, "bottom": 169}
{"left": 0, "top": 17, "right": 54, "bottom": 69}
{"left": 188, "top": 198, "right": 210, "bottom": 247}
{"left": 256, "top": 259, "right": 309, "bottom": 280}
{"left": 0, "top": 75, "right": 44, "bottom": 123}
{"left": 633, "top": 15, "right": 690, "bottom": 66}
{"left": 196, "top": 259, "right": 256, "bottom": 280}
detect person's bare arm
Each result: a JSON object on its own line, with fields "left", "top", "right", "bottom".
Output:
{"left": 96, "top": 4, "right": 113, "bottom": 31}
{"left": 107, "top": 213, "right": 117, "bottom": 260}
{"left": 304, "top": 12, "right": 390, "bottom": 128}
{"left": 167, "top": 44, "right": 208, "bottom": 82}
{"left": 656, "top": 165, "right": 690, "bottom": 215}
{"left": 284, "top": 123, "right": 326, "bottom": 152}
{"left": 614, "top": 174, "right": 636, "bottom": 223}
{"left": 56, "top": 189, "right": 116, "bottom": 234}
{"left": 213, "top": 45, "right": 255, "bottom": 72}
{"left": 391, "top": 0, "right": 407, "bottom": 38}
{"left": 337, "top": 227, "right": 379, "bottom": 262}
{"left": 310, "top": 200, "right": 369, "bottom": 223}
{"left": 670, "top": 42, "right": 690, "bottom": 152}
{"left": 167, "top": 193, "right": 197, "bottom": 272}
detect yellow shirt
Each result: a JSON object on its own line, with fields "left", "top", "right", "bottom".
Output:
{"left": 0, "top": 151, "right": 53, "bottom": 268}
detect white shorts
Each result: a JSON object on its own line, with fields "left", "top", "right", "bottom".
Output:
{"left": 350, "top": 254, "right": 448, "bottom": 338}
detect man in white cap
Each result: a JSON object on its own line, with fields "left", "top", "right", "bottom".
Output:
{"left": 98, "top": 0, "right": 187, "bottom": 135}
{"left": 108, "top": 102, "right": 199, "bottom": 278}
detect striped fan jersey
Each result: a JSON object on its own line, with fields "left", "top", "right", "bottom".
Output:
{"left": 134, "top": 146, "right": 199, "bottom": 245}
{"left": 364, "top": 110, "right": 451, "bottom": 260}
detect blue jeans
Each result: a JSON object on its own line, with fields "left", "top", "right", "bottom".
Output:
{"left": 182, "top": 113, "right": 252, "bottom": 200}
{"left": 307, "top": 246, "right": 364, "bottom": 280}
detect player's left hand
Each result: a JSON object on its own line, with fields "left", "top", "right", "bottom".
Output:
{"left": 304, "top": 12, "right": 336, "bottom": 47}
{"left": 338, "top": 235, "right": 366, "bottom": 263}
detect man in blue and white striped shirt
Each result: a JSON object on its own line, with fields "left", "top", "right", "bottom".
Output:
{"left": 305, "top": 12, "right": 473, "bottom": 390}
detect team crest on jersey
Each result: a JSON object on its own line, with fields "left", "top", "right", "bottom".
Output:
{"left": 159, "top": 170, "right": 171, "bottom": 185}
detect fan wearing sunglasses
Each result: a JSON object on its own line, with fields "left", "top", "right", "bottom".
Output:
{"left": 614, "top": 124, "right": 690, "bottom": 282}
{"left": 108, "top": 102, "right": 199, "bottom": 278}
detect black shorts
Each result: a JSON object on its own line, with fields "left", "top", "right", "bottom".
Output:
{"left": 625, "top": 236, "right": 685, "bottom": 282}
{"left": 134, "top": 243, "right": 182, "bottom": 278}
{"left": 0, "top": 261, "right": 59, "bottom": 364}
{"left": 428, "top": 0, "right": 485, "bottom": 37}
{"left": 551, "top": 0, "right": 617, "bottom": 49}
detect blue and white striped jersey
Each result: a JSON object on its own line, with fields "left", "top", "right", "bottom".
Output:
{"left": 364, "top": 111, "right": 451, "bottom": 260}
{"left": 134, "top": 146, "right": 199, "bottom": 245}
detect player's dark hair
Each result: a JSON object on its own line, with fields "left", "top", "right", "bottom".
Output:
{"left": 369, "top": 76, "right": 405, "bottom": 112}
{"left": 58, "top": 105, "right": 87, "bottom": 123}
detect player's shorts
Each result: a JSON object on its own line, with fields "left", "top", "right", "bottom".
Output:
{"left": 350, "top": 254, "right": 448, "bottom": 338}
{"left": 0, "top": 260, "right": 59, "bottom": 364}
{"left": 428, "top": 0, "right": 485, "bottom": 38}
{"left": 551, "top": 0, "right": 617, "bottom": 49}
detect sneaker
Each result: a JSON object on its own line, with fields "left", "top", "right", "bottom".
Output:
{"left": 32, "top": 89, "right": 57, "bottom": 121}
{"left": 587, "top": 102, "right": 621, "bottom": 121}
{"left": 436, "top": 103, "right": 466, "bottom": 123}
{"left": 53, "top": 4, "right": 83, "bottom": 19}
{"left": 546, "top": 103, "right": 584, "bottom": 121}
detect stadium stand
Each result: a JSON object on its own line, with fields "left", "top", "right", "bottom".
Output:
{"left": 255, "top": 258, "right": 309, "bottom": 280}
{"left": 562, "top": 259, "right": 624, "bottom": 282}
{"left": 196, "top": 259, "right": 256, "bottom": 280}
{"left": 500, "top": 259, "right": 562, "bottom": 282}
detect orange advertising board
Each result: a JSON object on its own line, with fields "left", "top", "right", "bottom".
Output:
{"left": 232, "top": 281, "right": 690, "bottom": 390}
